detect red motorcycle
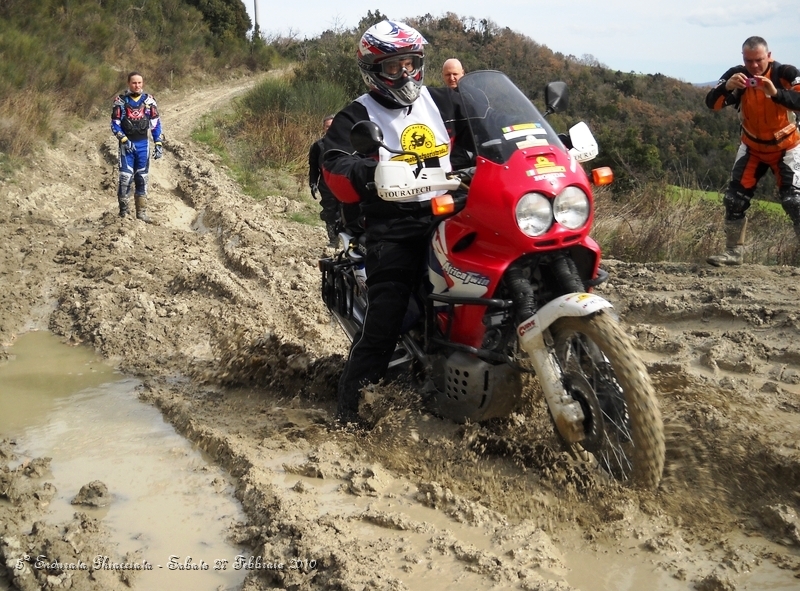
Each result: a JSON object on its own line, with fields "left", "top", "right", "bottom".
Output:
{"left": 320, "top": 71, "right": 665, "bottom": 488}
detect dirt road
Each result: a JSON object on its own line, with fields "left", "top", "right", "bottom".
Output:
{"left": 1, "top": 74, "right": 799, "bottom": 590}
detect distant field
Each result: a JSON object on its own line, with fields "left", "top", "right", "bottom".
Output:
{"left": 667, "top": 185, "right": 785, "bottom": 216}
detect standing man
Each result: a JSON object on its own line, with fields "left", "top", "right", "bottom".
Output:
{"left": 705, "top": 37, "right": 800, "bottom": 266}
{"left": 308, "top": 115, "right": 339, "bottom": 245}
{"left": 442, "top": 58, "right": 465, "bottom": 90}
{"left": 322, "top": 20, "right": 463, "bottom": 425}
{"left": 111, "top": 71, "right": 164, "bottom": 222}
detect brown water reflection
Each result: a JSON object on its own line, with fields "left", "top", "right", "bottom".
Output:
{"left": 0, "top": 331, "right": 247, "bottom": 591}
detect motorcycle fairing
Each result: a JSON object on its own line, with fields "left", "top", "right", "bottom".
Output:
{"left": 426, "top": 148, "right": 601, "bottom": 348}
{"left": 419, "top": 71, "right": 608, "bottom": 349}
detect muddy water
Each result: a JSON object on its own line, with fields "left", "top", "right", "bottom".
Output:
{"left": 0, "top": 331, "right": 247, "bottom": 590}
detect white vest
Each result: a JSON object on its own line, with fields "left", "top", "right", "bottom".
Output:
{"left": 356, "top": 87, "right": 452, "bottom": 202}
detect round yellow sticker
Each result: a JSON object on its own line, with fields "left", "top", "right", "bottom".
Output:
{"left": 390, "top": 124, "right": 449, "bottom": 164}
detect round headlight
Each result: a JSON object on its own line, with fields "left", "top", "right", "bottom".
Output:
{"left": 553, "top": 186, "right": 590, "bottom": 230}
{"left": 516, "top": 192, "right": 553, "bottom": 237}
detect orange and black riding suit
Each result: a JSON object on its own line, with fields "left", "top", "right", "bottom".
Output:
{"left": 705, "top": 61, "right": 800, "bottom": 225}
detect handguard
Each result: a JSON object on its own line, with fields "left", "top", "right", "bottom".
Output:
{"left": 567, "top": 121, "right": 598, "bottom": 163}
{"left": 374, "top": 161, "right": 461, "bottom": 202}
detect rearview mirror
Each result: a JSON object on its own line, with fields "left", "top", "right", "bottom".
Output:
{"left": 350, "top": 121, "right": 384, "bottom": 154}
{"left": 544, "top": 81, "right": 569, "bottom": 115}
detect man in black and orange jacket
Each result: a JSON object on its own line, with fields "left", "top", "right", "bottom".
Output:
{"left": 705, "top": 36, "right": 800, "bottom": 266}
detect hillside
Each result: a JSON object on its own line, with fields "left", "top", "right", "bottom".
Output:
{"left": 0, "top": 0, "right": 270, "bottom": 164}
{"left": 2, "top": 5, "right": 743, "bottom": 196}
{"left": 282, "top": 11, "right": 742, "bottom": 193}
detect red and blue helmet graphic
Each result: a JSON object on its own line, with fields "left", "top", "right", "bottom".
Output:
{"left": 358, "top": 20, "right": 426, "bottom": 64}
{"left": 357, "top": 20, "right": 427, "bottom": 106}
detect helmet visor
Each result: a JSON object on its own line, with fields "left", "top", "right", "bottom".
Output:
{"left": 377, "top": 55, "right": 423, "bottom": 80}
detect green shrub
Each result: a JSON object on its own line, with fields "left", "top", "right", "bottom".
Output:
{"left": 237, "top": 78, "right": 349, "bottom": 171}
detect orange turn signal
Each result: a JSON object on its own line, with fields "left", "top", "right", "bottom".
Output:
{"left": 431, "top": 194, "right": 455, "bottom": 216}
{"left": 592, "top": 167, "right": 614, "bottom": 186}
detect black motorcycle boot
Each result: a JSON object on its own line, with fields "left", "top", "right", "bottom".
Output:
{"left": 134, "top": 194, "right": 151, "bottom": 223}
{"left": 336, "top": 370, "right": 362, "bottom": 425}
{"left": 707, "top": 218, "right": 746, "bottom": 267}
{"left": 118, "top": 196, "right": 130, "bottom": 218}
{"left": 326, "top": 222, "right": 338, "bottom": 247}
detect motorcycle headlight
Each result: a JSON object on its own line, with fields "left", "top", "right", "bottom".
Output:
{"left": 553, "top": 186, "right": 590, "bottom": 230}
{"left": 516, "top": 192, "right": 553, "bottom": 237}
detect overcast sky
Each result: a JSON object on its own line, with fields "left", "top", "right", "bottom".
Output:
{"left": 244, "top": 0, "right": 799, "bottom": 84}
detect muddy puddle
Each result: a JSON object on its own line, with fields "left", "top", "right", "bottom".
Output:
{"left": 0, "top": 331, "right": 248, "bottom": 590}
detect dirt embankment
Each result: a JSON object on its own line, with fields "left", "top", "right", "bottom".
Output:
{"left": 1, "top": 74, "right": 799, "bottom": 590}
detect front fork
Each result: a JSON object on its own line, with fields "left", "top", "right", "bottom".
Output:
{"left": 516, "top": 292, "right": 615, "bottom": 444}
{"left": 519, "top": 329, "right": 586, "bottom": 443}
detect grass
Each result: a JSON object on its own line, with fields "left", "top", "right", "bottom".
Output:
{"left": 191, "top": 117, "right": 227, "bottom": 158}
{"left": 189, "top": 77, "right": 348, "bottom": 227}
{"left": 666, "top": 184, "right": 786, "bottom": 216}
{"left": 593, "top": 181, "right": 800, "bottom": 266}
{"left": 191, "top": 115, "right": 323, "bottom": 226}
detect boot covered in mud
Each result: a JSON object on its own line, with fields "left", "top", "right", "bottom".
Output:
{"left": 707, "top": 218, "right": 746, "bottom": 267}
{"left": 118, "top": 196, "right": 130, "bottom": 218}
{"left": 326, "top": 222, "right": 338, "bottom": 247}
{"left": 134, "top": 194, "right": 151, "bottom": 223}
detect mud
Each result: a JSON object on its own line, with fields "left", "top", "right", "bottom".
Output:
{"left": 1, "top": 73, "right": 799, "bottom": 590}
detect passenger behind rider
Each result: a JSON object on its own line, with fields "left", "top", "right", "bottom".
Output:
{"left": 705, "top": 36, "right": 800, "bottom": 266}
{"left": 442, "top": 58, "right": 465, "bottom": 90}
{"left": 308, "top": 115, "right": 339, "bottom": 245}
{"left": 322, "top": 20, "right": 471, "bottom": 425}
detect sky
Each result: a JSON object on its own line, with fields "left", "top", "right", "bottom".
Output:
{"left": 243, "top": 0, "right": 800, "bottom": 84}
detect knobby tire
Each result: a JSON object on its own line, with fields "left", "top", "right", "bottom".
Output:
{"left": 550, "top": 310, "right": 665, "bottom": 489}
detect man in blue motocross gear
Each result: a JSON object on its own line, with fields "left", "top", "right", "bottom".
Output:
{"left": 322, "top": 20, "right": 469, "bottom": 425}
{"left": 111, "top": 71, "right": 163, "bottom": 221}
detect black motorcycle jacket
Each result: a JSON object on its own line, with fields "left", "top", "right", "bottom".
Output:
{"left": 321, "top": 87, "right": 467, "bottom": 206}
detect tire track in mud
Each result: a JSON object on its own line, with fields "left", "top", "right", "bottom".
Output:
{"left": 597, "top": 261, "right": 800, "bottom": 530}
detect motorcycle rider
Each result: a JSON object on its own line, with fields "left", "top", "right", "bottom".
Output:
{"left": 111, "top": 71, "right": 164, "bottom": 222}
{"left": 705, "top": 36, "right": 800, "bottom": 266}
{"left": 322, "top": 20, "right": 467, "bottom": 425}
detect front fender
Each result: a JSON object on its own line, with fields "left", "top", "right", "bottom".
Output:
{"left": 517, "top": 292, "right": 613, "bottom": 347}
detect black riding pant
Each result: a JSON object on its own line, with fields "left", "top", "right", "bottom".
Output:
{"left": 725, "top": 142, "right": 800, "bottom": 224}
{"left": 337, "top": 207, "right": 434, "bottom": 416}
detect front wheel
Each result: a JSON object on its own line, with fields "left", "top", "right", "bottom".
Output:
{"left": 549, "top": 311, "right": 665, "bottom": 489}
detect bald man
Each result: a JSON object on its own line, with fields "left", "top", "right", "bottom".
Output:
{"left": 442, "top": 58, "right": 465, "bottom": 89}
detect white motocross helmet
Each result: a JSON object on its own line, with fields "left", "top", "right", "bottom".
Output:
{"left": 357, "top": 20, "right": 427, "bottom": 106}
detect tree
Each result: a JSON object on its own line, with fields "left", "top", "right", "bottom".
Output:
{"left": 184, "top": 0, "right": 251, "bottom": 40}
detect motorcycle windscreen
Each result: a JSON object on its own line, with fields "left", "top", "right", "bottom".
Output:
{"left": 457, "top": 70, "right": 564, "bottom": 164}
